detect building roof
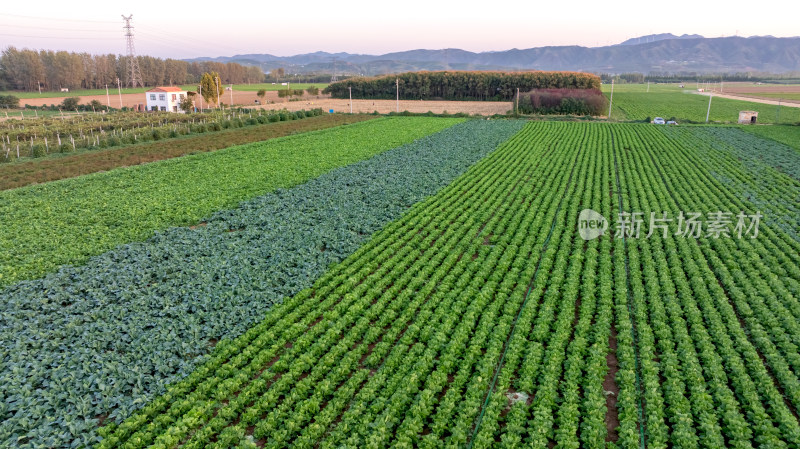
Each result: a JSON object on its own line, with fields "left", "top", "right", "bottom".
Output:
{"left": 146, "top": 86, "right": 185, "bottom": 93}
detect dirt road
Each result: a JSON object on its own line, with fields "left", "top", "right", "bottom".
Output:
{"left": 694, "top": 91, "right": 800, "bottom": 108}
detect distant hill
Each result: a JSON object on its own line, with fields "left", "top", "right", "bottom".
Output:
{"left": 187, "top": 35, "right": 800, "bottom": 75}
{"left": 616, "top": 33, "right": 704, "bottom": 46}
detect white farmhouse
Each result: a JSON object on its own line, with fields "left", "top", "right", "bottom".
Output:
{"left": 145, "top": 87, "right": 187, "bottom": 112}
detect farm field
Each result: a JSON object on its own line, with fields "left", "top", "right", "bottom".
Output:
{"left": 232, "top": 83, "right": 329, "bottom": 92}
{"left": 0, "top": 108, "right": 343, "bottom": 164}
{"left": 607, "top": 91, "right": 800, "bottom": 124}
{"left": 0, "top": 113, "right": 374, "bottom": 190}
{"left": 0, "top": 119, "right": 524, "bottom": 447}
{"left": 12, "top": 89, "right": 324, "bottom": 109}
{"left": 2, "top": 118, "right": 799, "bottom": 448}
{"left": 717, "top": 83, "right": 800, "bottom": 102}
{"left": 0, "top": 117, "right": 458, "bottom": 287}
{"left": 741, "top": 125, "right": 800, "bottom": 151}
{"left": 257, "top": 98, "right": 514, "bottom": 115}
{"left": 84, "top": 121, "right": 800, "bottom": 448}
{"left": 734, "top": 92, "right": 800, "bottom": 102}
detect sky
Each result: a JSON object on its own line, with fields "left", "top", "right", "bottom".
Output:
{"left": 0, "top": 0, "right": 797, "bottom": 59}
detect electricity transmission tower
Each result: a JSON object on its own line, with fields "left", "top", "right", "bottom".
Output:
{"left": 330, "top": 58, "right": 338, "bottom": 83}
{"left": 122, "top": 15, "right": 143, "bottom": 88}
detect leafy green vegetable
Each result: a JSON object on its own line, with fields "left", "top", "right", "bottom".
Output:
{"left": 0, "top": 117, "right": 459, "bottom": 286}
{"left": 0, "top": 119, "right": 522, "bottom": 448}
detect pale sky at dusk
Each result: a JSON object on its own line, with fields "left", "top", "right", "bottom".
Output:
{"left": 0, "top": 0, "right": 796, "bottom": 58}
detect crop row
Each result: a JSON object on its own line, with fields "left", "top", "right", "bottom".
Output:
{"left": 468, "top": 123, "right": 800, "bottom": 448}
{"left": 611, "top": 124, "right": 800, "bottom": 447}
{"left": 740, "top": 124, "right": 800, "bottom": 152}
{"left": 0, "top": 119, "right": 524, "bottom": 448}
{"left": 95, "top": 122, "right": 619, "bottom": 448}
{"left": 0, "top": 117, "right": 459, "bottom": 286}
{"left": 0, "top": 108, "right": 325, "bottom": 162}
{"left": 609, "top": 91, "right": 800, "bottom": 124}
{"left": 96, "top": 122, "right": 800, "bottom": 448}
{"left": 7, "top": 120, "right": 795, "bottom": 447}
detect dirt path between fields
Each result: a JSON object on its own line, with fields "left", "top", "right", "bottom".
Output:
{"left": 694, "top": 91, "right": 800, "bottom": 108}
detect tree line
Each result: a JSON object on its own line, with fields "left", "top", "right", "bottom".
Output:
{"left": 324, "top": 71, "right": 602, "bottom": 101}
{"left": 599, "top": 71, "right": 800, "bottom": 84}
{"left": 0, "top": 47, "right": 265, "bottom": 92}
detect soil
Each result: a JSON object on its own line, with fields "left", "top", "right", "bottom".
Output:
{"left": 257, "top": 98, "right": 513, "bottom": 115}
{"left": 694, "top": 91, "right": 800, "bottom": 107}
{"left": 18, "top": 89, "right": 514, "bottom": 115}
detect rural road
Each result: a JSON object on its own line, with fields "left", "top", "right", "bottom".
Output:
{"left": 694, "top": 91, "right": 800, "bottom": 108}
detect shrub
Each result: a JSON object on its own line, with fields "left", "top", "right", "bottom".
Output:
{"left": 518, "top": 88, "right": 607, "bottom": 116}
{"left": 60, "top": 97, "right": 80, "bottom": 110}
{"left": 0, "top": 95, "right": 20, "bottom": 109}
{"left": 31, "top": 144, "right": 47, "bottom": 158}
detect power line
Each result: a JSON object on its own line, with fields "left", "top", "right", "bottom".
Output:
{"left": 0, "top": 23, "right": 117, "bottom": 33}
{"left": 0, "top": 13, "right": 117, "bottom": 24}
{"left": 136, "top": 26, "right": 246, "bottom": 55}
{"left": 0, "top": 32, "right": 115, "bottom": 40}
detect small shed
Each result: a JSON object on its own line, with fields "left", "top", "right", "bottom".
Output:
{"left": 738, "top": 111, "right": 758, "bottom": 124}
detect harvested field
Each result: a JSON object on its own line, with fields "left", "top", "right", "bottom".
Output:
{"left": 18, "top": 90, "right": 514, "bottom": 115}
{"left": 257, "top": 98, "right": 513, "bottom": 115}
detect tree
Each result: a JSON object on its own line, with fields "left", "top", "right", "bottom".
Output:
{"left": 61, "top": 97, "right": 79, "bottom": 110}
{"left": 199, "top": 72, "right": 223, "bottom": 107}
{"left": 257, "top": 89, "right": 266, "bottom": 104}
{"left": 0, "top": 95, "right": 19, "bottom": 109}
{"left": 270, "top": 68, "right": 285, "bottom": 82}
{"left": 180, "top": 95, "right": 194, "bottom": 113}
{"left": 306, "top": 86, "right": 319, "bottom": 96}
{"left": 89, "top": 99, "right": 103, "bottom": 111}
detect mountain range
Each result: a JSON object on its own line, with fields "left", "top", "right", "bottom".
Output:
{"left": 187, "top": 34, "right": 800, "bottom": 75}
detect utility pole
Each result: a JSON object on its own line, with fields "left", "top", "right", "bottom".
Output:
{"left": 349, "top": 86, "right": 352, "bottom": 114}
{"left": 216, "top": 76, "right": 222, "bottom": 109}
{"left": 38, "top": 81, "right": 42, "bottom": 95}
{"left": 706, "top": 94, "right": 712, "bottom": 123}
{"left": 116, "top": 77, "right": 123, "bottom": 109}
{"left": 607, "top": 78, "right": 614, "bottom": 119}
{"left": 121, "top": 15, "right": 143, "bottom": 88}
{"left": 396, "top": 78, "right": 399, "bottom": 113}
{"left": 106, "top": 84, "right": 111, "bottom": 108}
